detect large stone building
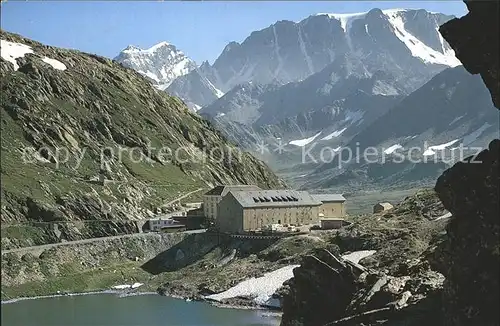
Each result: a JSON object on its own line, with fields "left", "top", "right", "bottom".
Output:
{"left": 311, "top": 194, "right": 346, "bottom": 218}
{"left": 203, "top": 185, "right": 261, "bottom": 220}
{"left": 217, "top": 190, "right": 322, "bottom": 233}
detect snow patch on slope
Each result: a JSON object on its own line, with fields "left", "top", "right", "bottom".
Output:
{"left": 1, "top": 40, "right": 67, "bottom": 72}
{"left": 321, "top": 128, "right": 347, "bottom": 140}
{"left": 205, "top": 78, "right": 225, "bottom": 98}
{"left": 298, "top": 25, "right": 314, "bottom": 75}
{"left": 384, "top": 144, "right": 403, "bottom": 155}
{"left": 423, "top": 139, "right": 460, "bottom": 156}
{"left": 42, "top": 57, "right": 67, "bottom": 71}
{"left": 316, "top": 12, "right": 368, "bottom": 32}
{"left": 435, "top": 212, "right": 452, "bottom": 221}
{"left": 450, "top": 115, "right": 465, "bottom": 125}
{"left": 385, "top": 11, "right": 461, "bottom": 67}
{"left": 344, "top": 110, "right": 365, "bottom": 124}
{"left": 1, "top": 40, "right": 33, "bottom": 71}
{"left": 272, "top": 24, "right": 285, "bottom": 78}
{"left": 289, "top": 132, "right": 322, "bottom": 147}
{"left": 205, "top": 265, "right": 299, "bottom": 306}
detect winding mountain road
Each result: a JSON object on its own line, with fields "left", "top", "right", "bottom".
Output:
{"left": 2, "top": 187, "right": 206, "bottom": 256}
{"left": 1, "top": 229, "right": 207, "bottom": 255}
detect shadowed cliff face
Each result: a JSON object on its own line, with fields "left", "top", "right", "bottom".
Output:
{"left": 435, "top": 1, "right": 499, "bottom": 325}
{"left": 440, "top": 1, "right": 499, "bottom": 108}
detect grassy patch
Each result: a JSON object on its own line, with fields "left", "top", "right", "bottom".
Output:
{"left": 1, "top": 262, "right": 157, "bottom": 301}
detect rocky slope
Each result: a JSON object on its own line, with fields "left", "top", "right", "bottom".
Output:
{"left": 279, "top": 189, "right": 449, "bottom": 326}
{"left": 304, "top": 65, "right": 499, "bottom": 191}
{"left": 1, "top": 232, "right": 189, "bottom": 298}
{"left": 114, "top": 41, "right": 196, "bottom": 90}
{"left": 202, "top": 58, "right": 407, "bottom": 148}
{"left": 166, "top": 64, "right": 226, "bottom": 111}
{"left": 0, "top": 30, "right": 284, "bottom": 249}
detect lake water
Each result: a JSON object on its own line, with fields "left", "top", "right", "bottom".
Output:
{"left": 1, "top": 293, "right": 281, "bottom": 326}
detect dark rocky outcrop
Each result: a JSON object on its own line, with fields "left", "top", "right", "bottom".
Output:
{"left": 435, "top": 140, "right": 499, "bottom": 326}
{"left": 440, "top": 1, "right": 499, "bottom": 108}
{"left": 434, "top": 2, "right": 500, "bottom": 325}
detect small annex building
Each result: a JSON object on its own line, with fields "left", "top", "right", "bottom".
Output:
{"left": 373, "top": 202, "right": 394, "bottom": 213}
{"left": 203, "top": 185, "right": 262, "bottom": 221}
{"left": 217, "top": 189, "right": 322, "bottom": 233}
{"left": 311, "top": 194, "right": 346, "bottom": 218}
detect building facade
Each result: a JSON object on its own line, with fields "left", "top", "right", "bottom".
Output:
{"left": 311, "top": 194, "right": 346, "bottom": 218}
{"left": 147, "top": 218, "right": 181, "bottom": 232}
{"left": 203, "top": 185, "right": 261, "bottom": 221}
{"left": 217, "top": 190, "right": 322, "bottom": 233}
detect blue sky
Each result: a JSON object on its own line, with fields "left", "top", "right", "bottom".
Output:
{"left": 1, "top": 1, "right": 467, "bottom": 64}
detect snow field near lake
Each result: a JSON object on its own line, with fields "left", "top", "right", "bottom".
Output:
{"left": 205, "top": 265, "right": 299, "bottom": 305}
{"left": 1, "top": 39, "right": 67, "bottom": 71}
{"left": 205, "top": 250, "right": 377, "bottom": 306}
{"left": 111, "top": 283, "right": 143, "bottom": 290}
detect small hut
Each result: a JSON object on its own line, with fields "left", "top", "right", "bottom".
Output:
{"left": 373, "top": 202, "right": 394, "bottom": 214}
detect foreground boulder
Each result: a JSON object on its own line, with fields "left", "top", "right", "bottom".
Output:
{"left": 280, "top": 248, "right": 445, "bottom": 326}
{"left": 280, "top": 191, "right": 448, "bottom": 326}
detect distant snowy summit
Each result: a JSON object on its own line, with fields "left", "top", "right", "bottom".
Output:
{"left": 309, "top": 8, "right": 461, "bottom": 67}
{"left": 115, "top": 41, "right": 197, "bottom": 90}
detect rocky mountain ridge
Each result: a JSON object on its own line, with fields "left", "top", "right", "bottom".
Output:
{"left": 179, "top": 8, "right": 463, "bottom": 180}
{"left": 304, "top": 65, "right": 499, "bottom": 191}
{"left": 169, "top": 8, "right": 458, "bottom": 110}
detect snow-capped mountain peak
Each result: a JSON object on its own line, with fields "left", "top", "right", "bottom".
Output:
{"left": 314, "top": 11, "right": 371, "bottom": 32}
{"left": 311, "top": 9, "right": 460, "bottom": 67}
{"left": 115, "top": 41, "right": 197, "bottom": 90}
{"left": 122, "top": 41, "right": 172, "bottom": 54}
